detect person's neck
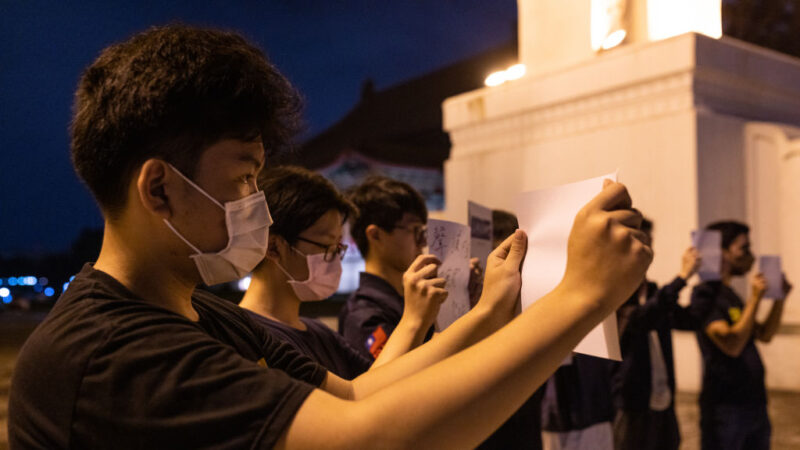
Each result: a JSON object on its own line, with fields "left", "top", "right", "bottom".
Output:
{"left": 93, "top": 223, "right": 199, "bottom": 321}
{"left": 721, "top": 265, "right": 734, "bottom": 286}
{"left": 240, "top": 263, "right": 305, "bottom": 330}
{"left": 364, "top": 257, "right": 404, "bottom": 296}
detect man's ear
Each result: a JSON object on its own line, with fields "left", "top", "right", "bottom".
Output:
{"left": 137, "top": 159, "right": 171, "bottom": 218}
{"left": 365, "top": 224, "right": 381, "bottom": 245}
{"left": 267, "top": 234, "right": 288, "bottom": 261}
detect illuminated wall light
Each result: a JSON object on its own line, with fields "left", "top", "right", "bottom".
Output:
{"left": 0, "top": 288, "right": 9, "bottom": 297}
{"left": 8, "top": 278, "right": 17, "bottom": 286}
{"left": 25, "top": 276, "right": 37, "bottom": 286}
{"left": 602, "top": 29, "right": 627, "bottom": 50}
{"left": 44, "top": 287, "right": 55, "bottom": 297}
{"left": 485, "top": 70, "right": 507, "bottom": 87}
{"left": 485, "top": 64, "right": 527, "bottom": 87}
{"left": 505, "top": 64, "right": 526, "bottom": 81}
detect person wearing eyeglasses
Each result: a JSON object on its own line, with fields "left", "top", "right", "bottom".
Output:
{"left": 338, "top": 176, "right": 438, "bottom": 361}
{"left": 239, "top": 166, "right": 446, "bottom": 379}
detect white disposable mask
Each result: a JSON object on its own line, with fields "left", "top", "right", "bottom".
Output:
{"left": 276, "top": 247, "right": 342, "bottom": 301}
{"left": 163, "top": 164, "right": 271, "bottom": 286}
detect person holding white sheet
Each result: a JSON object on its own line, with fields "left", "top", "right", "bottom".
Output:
{"left": 239, "top": 166, "right": 446, "bottom": 379}
{"left": 689, "top": 221, "right": 793, "bottom": 450}
{"left": 9, "top": 25, "right": 654, "bottom": 449}
{"left": 612, "top": 216, "right": 700, "bottom": 450}
{"left": 339, "top": 176, "right": 481, "bottom": 359}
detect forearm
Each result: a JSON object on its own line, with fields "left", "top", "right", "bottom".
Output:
{"left": 279, "top": 284, "right": 609, "bottom": 449}
{"left": 351, "top": 301, "right": 509, "bottom": 399}
{"left": 720, "top": 295, "right": 762, "bottom": 354}
{"left": 370, "top": 316, "right": 426, "bottom": 369}
{"left": 757, "top": 300, "right": 784, "bottom": 342}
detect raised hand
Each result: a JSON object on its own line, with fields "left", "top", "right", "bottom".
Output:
{"left": 559, "top": 180, "right": 653, "bottom": 314}
{"left": 679, "top": 247, "right": 701, "bottom": 280}
{"left": 477, "top": 229, "right": 527, "bottom": 318}
{"left": 751, "top": 272, "right": 767, "bottom": 299}
{"left": 402, "top": 254, "right": 449, "bottom": 329}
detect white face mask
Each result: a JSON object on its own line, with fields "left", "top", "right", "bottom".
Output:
{"left": 275, "top": 246, "right": 342, "bottom": 301}
{"left": 163, "top": 164, "right": 272, "bottom": 286}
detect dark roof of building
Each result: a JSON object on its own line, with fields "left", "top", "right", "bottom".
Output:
{"left": 292, "top": 40, "right": 518, "bottom": 170}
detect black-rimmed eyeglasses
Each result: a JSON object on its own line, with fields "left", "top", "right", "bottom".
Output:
{"left": 295, "top": 236, "right": 348, "bottom": 262}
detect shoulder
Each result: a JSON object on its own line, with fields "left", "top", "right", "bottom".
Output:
{"left": 691, "top": 282, "right": 722, "bottom": 302}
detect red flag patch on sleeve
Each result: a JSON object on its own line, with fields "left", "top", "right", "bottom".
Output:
{"left": 365, "top": 326, "right": 388, "bottom": 359}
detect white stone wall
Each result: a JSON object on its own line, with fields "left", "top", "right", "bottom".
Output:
{"left": 442, "top": 32, "right": 800, "bottom": 391}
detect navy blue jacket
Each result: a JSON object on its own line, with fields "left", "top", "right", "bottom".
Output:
{"left": 338, "top": 272, "right": 434, "bottom": 360}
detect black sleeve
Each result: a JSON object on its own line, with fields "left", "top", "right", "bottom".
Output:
{"left": 254, "top": 320, "right": 328, "bottom": 386}
{"left": 333, "top": 331, "right": 373, "bottom": 377}
{"left": 73, "top": 319, "right": 319, "bottom": 450}
{"left": 689, "top": 283, "right": 727, "bottom": 329}
{"left": 617, "top": 279, "right": 685, "bottom": 336}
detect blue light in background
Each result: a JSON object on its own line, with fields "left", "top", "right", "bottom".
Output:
{"left": 38, "top": 277, "right": 49, "bottom": 285}
{"left": 1, "top": 296, "right": 11, "bottom": 304}
{"left": 44, "top": 287, "right": 55, "bottom": 297}
{"left": 8, "top": 278, "right": 17, "bottom": 286}
{"left": 69, "top": 275, "right": 75, "bottom": 282}
{"left": 63, "top": 282, "right": 70, "bottom": 292}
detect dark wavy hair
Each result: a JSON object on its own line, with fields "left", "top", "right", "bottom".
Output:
{"left": 258, "top": 166, "right": 356, "bottom": 245}
{"left": 347, "top": 176, "right": 427, "bottom": 258}
{"left": 706, "top": 220, "right": 750, "bottom": 249}
{"left": 71, "top": 24, "right": 302, "bottom": 217}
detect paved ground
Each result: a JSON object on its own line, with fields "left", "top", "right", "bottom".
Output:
{"left": 2, "top": 311, "right": 799, "bottom": 449}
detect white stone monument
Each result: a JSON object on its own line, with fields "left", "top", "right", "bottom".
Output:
{"left": 440, "top": 0, "right": 800, "bottom": 392}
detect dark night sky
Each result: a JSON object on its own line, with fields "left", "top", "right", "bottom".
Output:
{"left": 0, "top": 0, "right": 517, "bottom": 255}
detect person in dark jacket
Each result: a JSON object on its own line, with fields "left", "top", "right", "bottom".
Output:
{"left": 612, "top": 217, "right": 700, "bottom": 450}
{"left": 338, "top": 176, "right": 435, "bottom": 359}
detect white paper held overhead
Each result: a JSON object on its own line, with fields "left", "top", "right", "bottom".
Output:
{"left": 759, "top": 255, "right": 784, "bottom": 300}
{"left": 691, "top": 230, "right": 722, "bottom": 282}
{"left": 515, "top": 172, "right": 622, "bottom": 361}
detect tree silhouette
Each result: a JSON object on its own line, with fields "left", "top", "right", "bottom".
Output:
{"left": 723, "top": 0, "right": 800, "bottom": 58}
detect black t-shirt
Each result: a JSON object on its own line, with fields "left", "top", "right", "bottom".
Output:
{"left": 8, "top": 264, "right": 327, "bottom": 449}
{"left": 247, "top": 312, "right": 372, "bottom": 380}
{"left": 689, "top": 281, "right": 766, "bottom": 406}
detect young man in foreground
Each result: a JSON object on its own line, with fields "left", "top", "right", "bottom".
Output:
{"left": 9, "top": 25, "right": 652, "bottom": 449}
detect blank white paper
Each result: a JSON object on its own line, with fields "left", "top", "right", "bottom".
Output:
{"left": 760, "top": 255, "right": 783, "bottom": 300}
{"left": 692, "top": 230, "right": 722, "bottom": 282}
{"left": 515, "top": 172, "right": 621, "bottom": 361}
